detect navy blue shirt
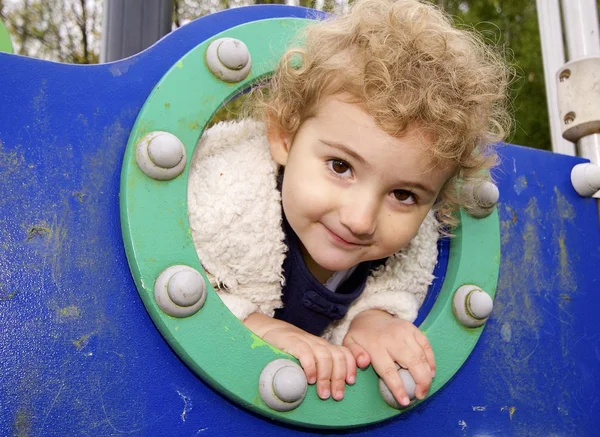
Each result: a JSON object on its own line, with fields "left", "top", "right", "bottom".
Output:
{"left": 274, "top": 216, "right": 385, "bottom": 336}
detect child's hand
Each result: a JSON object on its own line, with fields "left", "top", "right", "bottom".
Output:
{"left": 244, "top": 313, "right": 356, "bottom": 401}
{"left": 342, "top": 309, "right": 436, "bottom": 407}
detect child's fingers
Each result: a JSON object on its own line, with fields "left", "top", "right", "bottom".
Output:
{"left": 392, "top": 343, "right": 432, "bottom": 400}
{"left": 341, "top": 346, "right": 357, "bottom": 385}
{"left": 313, "top": 344, "right": 333, "bottom": 400}
{"left": 289, "top": 340, "right": 318, "bottom": 385}
{"left": 414, "top": 330, "right": 436, "bottom": 377}
{"left": 342, "top": 336, "right": 371, "bottom": 369}
{"left": 370, "top": 349, "right": 410, "bottom": 407}
{"left": 329, "top": 346, "right": 348, "bottom": 401}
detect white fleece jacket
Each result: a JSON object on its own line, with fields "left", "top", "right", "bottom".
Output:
{"left": 188, "top": 119, "right": 439, "bottom": 344}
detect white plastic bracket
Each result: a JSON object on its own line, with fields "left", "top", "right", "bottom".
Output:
{"left": 556, "top": 57, "right": 600, "bottom": 143}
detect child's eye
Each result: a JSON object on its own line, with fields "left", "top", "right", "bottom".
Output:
{"left": 328, "top": 159, "right": 352, "bottom": 177}
{"left": 392, "top": 189, "right": 416, "bottom": 205}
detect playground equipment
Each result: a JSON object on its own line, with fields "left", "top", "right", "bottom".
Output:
{"left": 1, "top": 4, "right": 600, "bottom": 436}
{"left": 0, "top": 16, "right": 13, "bottom": 54}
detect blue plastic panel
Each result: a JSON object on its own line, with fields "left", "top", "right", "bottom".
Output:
{"left": 1, "top": 6, "right": 599, "bottom": 436}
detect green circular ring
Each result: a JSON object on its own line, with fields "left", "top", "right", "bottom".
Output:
{"left": 120, "top": 18, "right": 501, "bottom": 429}
{"left": 0, "top": 18, "right": 13, "bottom": 54}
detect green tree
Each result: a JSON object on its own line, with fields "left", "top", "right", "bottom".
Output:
{"left": 4, "top": 0, "right": 600, "bottom": 150}
{"left": 0, "top": 0, "right": 101, "bottom": 63}
{"left": 433, "top": 1, "right": 549, "bottom": 149}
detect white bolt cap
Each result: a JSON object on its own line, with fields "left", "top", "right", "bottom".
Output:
{"left": 217, "top": 39, "right": 250, "bottom": 70}
{"left": 571, "top": 163, "right": 600, "bottom": 197}
{"left": 259, "top": 359, "right": 307, "bottom": 412}
{"left": 475, "top": 181, "right": 500, "bottom": 208}
{"left": 273, "top": 366, "right": 307, "bottom": 403}
{"left": 167, "top": 270, "right": 205, "bottom": 307}
{"left": 136, "top": 131, "right": 187, "bottom": 180}
{"left": 379, "top": 368, "right": 417, "bottom": 409}
{"left": 453, "top": 284, "right": 494, "bottom": 328}
{"left": 155, "top": 265, "right": 206, "bottom": 318}
{"left": 462, "top": 180, "right": 499, "bottom": 218}
{"left": 148, "top": 134, "right": 184, "bottom": 169}
{"left": 467, "top": 289, "right": 494, "bottom": 320}
{"left": 205, "top": 38, "right": 252, "bottom": 83}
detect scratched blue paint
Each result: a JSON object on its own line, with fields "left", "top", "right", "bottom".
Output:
{"left": 1, "top": 6, "right": 599, "bottom": 436}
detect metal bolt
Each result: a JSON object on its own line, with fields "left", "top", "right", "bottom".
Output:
{"left": 564, "top": 112, "right": 576, "bottom": 125}
{"left": 559, "top": 69, "right": 571, "bottom": 82}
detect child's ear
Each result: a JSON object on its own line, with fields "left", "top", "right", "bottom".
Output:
{"left": 266, "top": 116, "right": 291, "bottom": 166}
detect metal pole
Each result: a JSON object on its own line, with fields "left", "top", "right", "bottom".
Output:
{"left": 100, "top": 0, "right": 174, "bottom": 63}
{"left": 536, "top": 0, "right": 576, "bottom": 155}
{"left": 561, "top": 0, "right": 600, "bottom": 166}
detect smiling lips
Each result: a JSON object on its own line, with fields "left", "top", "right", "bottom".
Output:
{"left": 322, "top": 224, "right": 367, "bottom": 247}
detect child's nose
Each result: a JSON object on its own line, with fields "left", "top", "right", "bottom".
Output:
{"left": 339, "top": 195, "right": 378, "bottom": 237}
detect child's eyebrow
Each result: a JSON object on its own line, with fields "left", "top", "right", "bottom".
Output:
{"left": 398, "top": 181, "right": 437, "bottom": 197}
{"left": 320, "top": 140, "right": 367, "bottom": 166}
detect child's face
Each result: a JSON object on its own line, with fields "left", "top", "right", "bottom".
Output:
{"left": 268, "top": 95, "right": 455, "bottom": 282}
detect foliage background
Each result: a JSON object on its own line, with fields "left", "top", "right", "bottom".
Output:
{"left": 1, "top": 0, "right": 599, "bottom": 150}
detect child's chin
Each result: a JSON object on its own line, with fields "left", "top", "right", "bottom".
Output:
{"left": 312, "top": 254, "right": 356, "bottom": 273}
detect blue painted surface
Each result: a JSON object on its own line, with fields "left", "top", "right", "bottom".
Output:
{"left": 1, "top": 5, "right": 599, "bottom": 436}
{"left": 415, "top": 237, "right": 449, "bottom": 326}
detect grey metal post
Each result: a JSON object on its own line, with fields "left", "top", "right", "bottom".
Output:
{"left": 100, "top": 0, "right": 174, "bottom": 63}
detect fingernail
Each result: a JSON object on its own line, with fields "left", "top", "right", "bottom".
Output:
{"left": 321, "top": 389, "right": 330, "bottom": 399}
{"left": 403, "top": 397, "right": 410, "bottom": 406}
{"left": 335, "top": 391, "right": 343, "bottom": 400}
{"left": 348, "top": 375, "right": 356, "bottom": 384}
{"left": 431, "top": 371, "right": 436, "bottom": 378}
{"left": 309, "top": 377, "right": 316, "bottom": 384}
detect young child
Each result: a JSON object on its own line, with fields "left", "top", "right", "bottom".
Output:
{"left": 188, "top": 0, "right": 510, "bottom": 408}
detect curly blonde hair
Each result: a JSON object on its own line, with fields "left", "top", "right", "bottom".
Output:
{"left": 252, "top": 0, "right": 512, "bottom": 231}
